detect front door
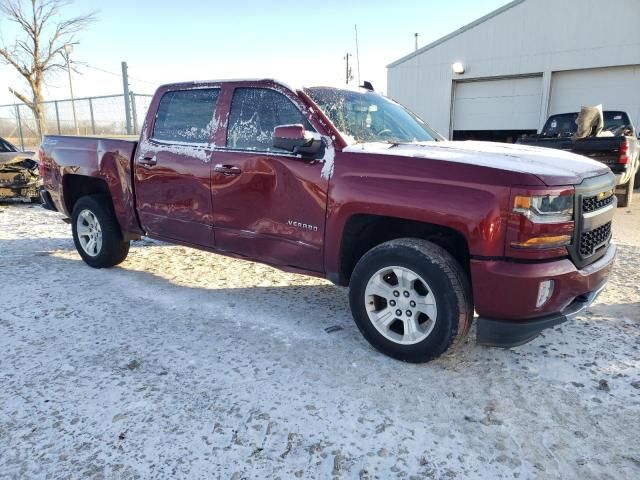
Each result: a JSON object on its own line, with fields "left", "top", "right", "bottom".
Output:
{"left": 211, "top": 86, "right": 328, "bottom": 272}
{"left": 135, "top": 87, "right": 220, "bottom": 246}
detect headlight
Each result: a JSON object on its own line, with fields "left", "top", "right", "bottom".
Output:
{"left": 513, "top": 194, "right": 574, "bottom": 223}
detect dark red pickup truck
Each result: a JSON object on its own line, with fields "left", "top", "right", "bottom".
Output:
{"left": 39, "top": 79, "right": 617, "bottom": 362}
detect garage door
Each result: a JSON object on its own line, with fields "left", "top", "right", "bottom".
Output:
{"left": 453, "top": 76, "right": 543, "bottom": 131}
{"left": 550, "top": 66, "right": 640, "bottom": 129}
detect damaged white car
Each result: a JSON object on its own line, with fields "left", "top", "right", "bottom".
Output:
{"left": 0, "top": 137, "right": 41, "bottom": 203}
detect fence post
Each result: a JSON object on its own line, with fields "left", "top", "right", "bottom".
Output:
{"left": 88, "top": 98, "right": 96, "bottom": 135}
{"left": 121, "top": 62, "right": 133, "bottom": 135}
{"left": 54, "top": 101, "right": 61, "bottom": 134}
{"left": 130, "top": 92, "right": 138, "bottom": 135}
{"left": 15, "top": 105, "right": 25, "bottom": 150}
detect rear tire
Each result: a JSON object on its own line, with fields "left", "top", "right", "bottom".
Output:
{"left": 71, "top": 194, "right": 130, "bottom": 268}
{"left": 348, "top": 238, "right": 472, "bottom": 363}
{"left": 617, "top": 174, "right": 634, "bottom": 208}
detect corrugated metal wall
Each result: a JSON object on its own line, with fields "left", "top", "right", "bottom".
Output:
{"left": 387, "top": 0, "right": 640, "bottom": 138}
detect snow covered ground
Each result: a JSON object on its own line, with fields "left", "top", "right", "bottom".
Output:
{"left": 1, "top": 197, "right": 639, "bottom": 479}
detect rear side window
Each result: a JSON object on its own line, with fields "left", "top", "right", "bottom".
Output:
{"left": 153, "top": 89, "right": 219, "bottom": 144}
{"left": 226, "top": 88, "right": 311, "bottom": 152}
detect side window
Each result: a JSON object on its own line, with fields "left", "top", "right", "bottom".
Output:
{"left": 152, "top": 88, "right": 219, "bottom": 144}
{"left": 226, "top": 88, "right": 312, "bottom": 152}
{"left": 0, "top": 140, "right": 12, "bottom": 152}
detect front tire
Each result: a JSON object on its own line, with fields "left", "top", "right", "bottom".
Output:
{"left": 71, "top": 194, "right": 130, "bottom": 268}
{"left": 349, "top": 238, "right": 472, "bottom": 363}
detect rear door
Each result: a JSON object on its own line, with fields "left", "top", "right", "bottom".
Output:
{"left": 211, "top": 86, "right": 328, "bottom": 272}
{"left": 135, "top": 88, "right": 220, "bottom": 246}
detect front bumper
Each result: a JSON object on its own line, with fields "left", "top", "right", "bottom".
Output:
{"left": 0, "top": 184, "right": 40, "bottom": 199}
{"left": 473, "top": 242, "right": 616, "bottom": 347}
{"left": 0, "top": 165, "right": 40, "bottom": 199}
{"left": 477, "top": 282, "right": 608, "bottom": 347}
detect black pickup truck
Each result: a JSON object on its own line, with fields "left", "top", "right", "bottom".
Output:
{"left": 518, "top": 111, "right": 639, "bottom": 207}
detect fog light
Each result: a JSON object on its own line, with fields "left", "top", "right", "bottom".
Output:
{"left": 536, "top": 280, "right": 555, "bottom": 308}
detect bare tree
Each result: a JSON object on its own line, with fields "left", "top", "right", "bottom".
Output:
{"left": 0, "top": 0, "right": 96, "bottom": 139}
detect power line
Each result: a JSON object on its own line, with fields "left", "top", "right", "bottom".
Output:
{"left": 84, "top": 63, "right": 157, "bottom": 86}
{"left": 84, "top": 64, "right": 120, "bottom": 77}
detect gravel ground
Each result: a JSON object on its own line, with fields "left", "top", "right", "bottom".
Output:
{"left": 1, "top": 194, "right": 639, "bottom": 479}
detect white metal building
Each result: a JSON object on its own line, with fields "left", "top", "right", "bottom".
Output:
{"left": 387, "top": 0, "right": 640, "bottom": 142}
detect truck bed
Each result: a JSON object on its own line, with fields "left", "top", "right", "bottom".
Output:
{"left": 40, "top": 135, "right": 143, "bottom": 239}
{"left": 518, "top": 135, "right": 635, "bottom": 177}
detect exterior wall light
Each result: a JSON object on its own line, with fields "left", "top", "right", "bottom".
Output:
{"left": 452, "top": 62, "right": 465, "bottom": 74}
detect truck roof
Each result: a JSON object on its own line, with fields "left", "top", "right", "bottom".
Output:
{"left": 155, "top": 79, "right": 375, "bottom": 95}
{"left": 157, "top": 78, "right": 299, "bottom": 92}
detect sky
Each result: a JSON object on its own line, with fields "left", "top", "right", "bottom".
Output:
{"left": 0, "top": 0, "right": 510, "bottom": 105}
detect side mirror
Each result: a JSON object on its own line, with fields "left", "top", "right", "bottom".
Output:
{"left": 273, "top": 124, "right": 324, "bottom": 157}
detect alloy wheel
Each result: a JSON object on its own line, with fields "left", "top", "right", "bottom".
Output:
{"left": 364, "top": 266, "right": 438, "bottom": 345}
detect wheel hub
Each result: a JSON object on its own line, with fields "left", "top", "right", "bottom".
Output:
{"left": 76, "top": 209, "right": 103, "bottom": 257}
{"left": 364, "top": 266, "right": 438, "bottom": 345}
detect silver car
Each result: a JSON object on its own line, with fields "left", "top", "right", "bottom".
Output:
{"left": 0, "top": 137, "right": 40, "bottom": 203}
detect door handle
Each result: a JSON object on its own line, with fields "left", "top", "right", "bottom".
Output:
{"left": 139, "top": 156, "right": 157, "bottom": 166}
{"left": 214, "top": 164, "right": 242, "bottom": 175}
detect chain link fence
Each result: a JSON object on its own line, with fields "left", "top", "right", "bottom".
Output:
{"left": 0, "top": 93, "right": 153, "bottom": 150}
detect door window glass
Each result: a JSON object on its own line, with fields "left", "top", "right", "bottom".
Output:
{"left": 226, "top": 88, "right": 311, "bottom": 152}
{"left": 153, "top": 88, "right": 219, "bottom": 144}
{"left": 0, "top": 139, "right": 15, "bottom": 152}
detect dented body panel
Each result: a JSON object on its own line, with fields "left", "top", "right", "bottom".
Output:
{"left": 41, "top": 136, "right": 143, "bottom": 238}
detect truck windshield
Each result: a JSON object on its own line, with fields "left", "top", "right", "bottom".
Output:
{"left": 542, "top": 111, "right": 632, "bottom": 137}
{"left": 304, "top": 87, "right": 443, "bottom": 144}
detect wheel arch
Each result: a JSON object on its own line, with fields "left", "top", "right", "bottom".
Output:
{"left": 62, "top": 173, "right": 142, "bottom": 241}
{"left": 336, "top": 213, "right": 471, "bottom": 286}
{"left": 62, "top": 174, "right": 111, "bottom": 215}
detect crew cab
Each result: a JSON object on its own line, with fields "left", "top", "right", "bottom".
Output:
{"left": 518, "top": 111, "right": 639, "bottom": 207}
{"left": 39, "top": 79, "right": 617, "bottom": 362}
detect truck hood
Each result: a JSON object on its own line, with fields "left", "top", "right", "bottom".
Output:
{"left": 342, "top": 141, "right": 609, "bottom": 186}
{"left": 0, "top": 151, "right": 36, "bottom": 166}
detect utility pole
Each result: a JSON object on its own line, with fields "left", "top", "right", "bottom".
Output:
{"left": 64, "top": 44, "right": 79, "bottom": 135}
{"left": 354, "top": 25, "right": 361, "bottom": 87}
{"left": 344, "top": 53, "right": 353, "bottom": 85}
{"left": 121, "top": 61, "right": 133, "bottom": 135}
{"left": 415, "top": 33, "right": 419, "bottom": 51}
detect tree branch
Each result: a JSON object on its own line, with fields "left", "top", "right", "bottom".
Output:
{"left": 0, "top": 0, "right": 97, "bottom": 139}
{"left": 1, "top": 0, "right": 37, "bottom": 40}
{"left": 41, "top": 11, "right": 97, "bottom": 68}
{"left": 0, "top": 46, "right": 31, "bottom": 78}
{"left": 8, "top": 87, "right": 34, "bottom": 108}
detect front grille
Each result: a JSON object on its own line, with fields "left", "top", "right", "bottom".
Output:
{"left": 567, "top": 172, "right": 616, "bottom": 269}
{"left": 582, "top": 193, "right": 614, "bottom": 213}
{"left": 579, "top": 221, "right": 612, "bottom": 257}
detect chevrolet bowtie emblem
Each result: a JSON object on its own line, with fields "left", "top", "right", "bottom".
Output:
{"left": 597, "top": 189, "right": 613, "bottom": 201}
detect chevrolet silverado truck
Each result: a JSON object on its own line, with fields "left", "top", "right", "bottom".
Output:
{"left": 39, "top": 79, "right": 617, "bottom": 362}
{"left": 518, "top": 111, "right": 639, "bottom": 208}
